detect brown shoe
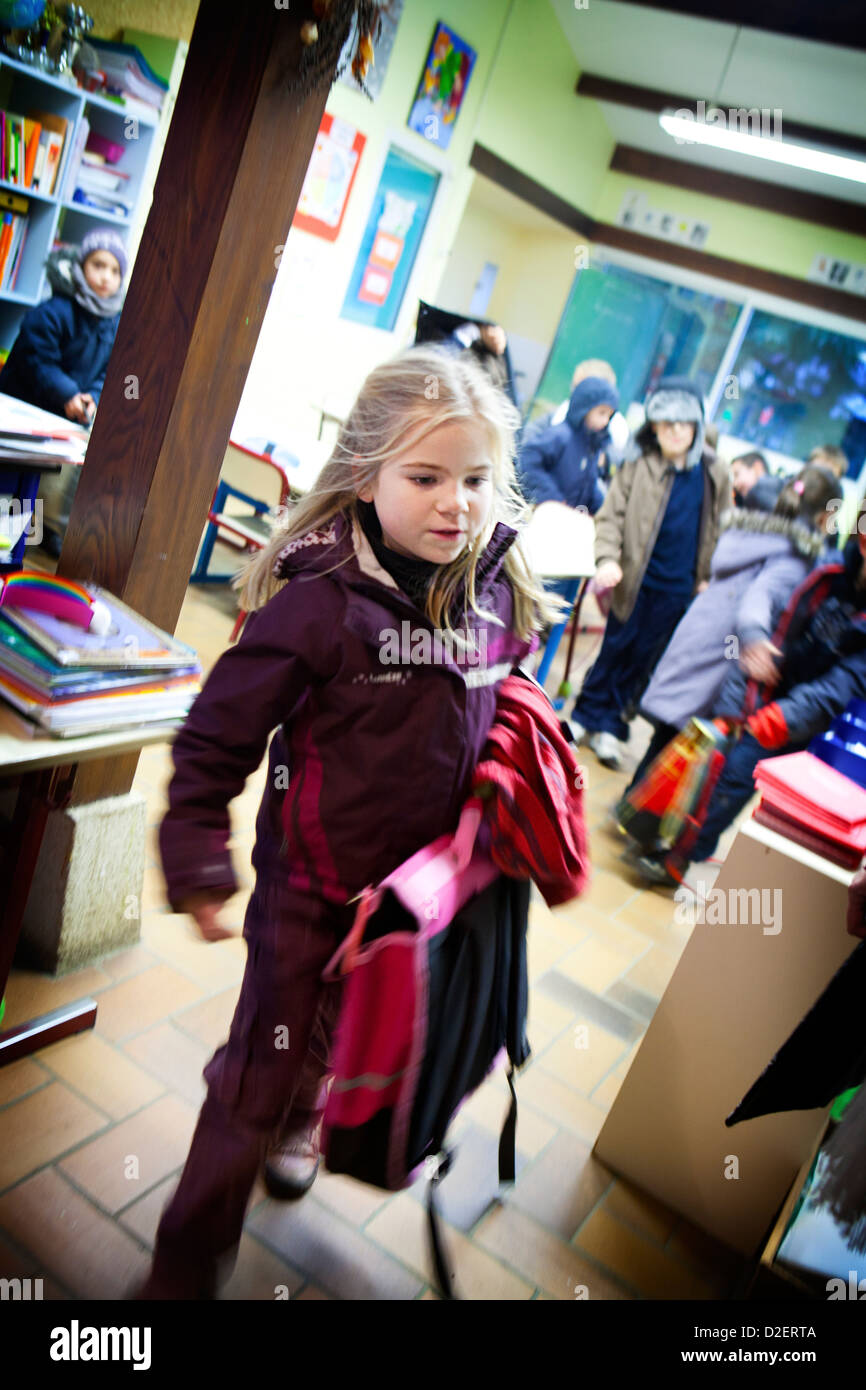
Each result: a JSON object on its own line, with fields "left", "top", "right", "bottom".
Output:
{"left": 263, "top": 1118, "right": 322, "bottom": 1200}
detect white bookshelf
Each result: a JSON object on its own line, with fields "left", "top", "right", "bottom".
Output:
{"left": 0, "top": 48, "right": 176, "bottom": 353}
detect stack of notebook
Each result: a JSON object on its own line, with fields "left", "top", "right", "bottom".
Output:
{"left": 753, "top": 751, "right": 866, "bottom": 868}
{"left": 0, "top": 587, "right": 201, "bottom": 738}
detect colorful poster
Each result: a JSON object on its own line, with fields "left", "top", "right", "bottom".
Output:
{"left": 341, "top": 146, "right": 439, "bottom": 331}
{"left": 293, "top": 114, "right": 365, "bottom": 242}
{"left": 407, "top": 23, "right": 476, "bottom": 151}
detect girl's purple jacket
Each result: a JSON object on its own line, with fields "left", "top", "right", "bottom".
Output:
{"left": 159, "top": 513, "right": 534, "bottom": 911}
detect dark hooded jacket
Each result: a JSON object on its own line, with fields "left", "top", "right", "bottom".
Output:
{"left": 159, "top": 512, "right": 534, "bottom": 912}
{"left": 0, "top": 247, "right": 122, "bottom": 413}
{"left": 715, "top": 534, "right": 866, "bottom": 739}
{"left": 517, "top": 377, "right": 618, "bottom": 513}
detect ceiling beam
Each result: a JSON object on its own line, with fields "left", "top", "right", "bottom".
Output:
{"left": 604, "top": 0, "right": 866, "bottom": 52}
{"left": 577, "top": 74, "right": 866, "bottom": 160}
{"left": 467, "top": 144, "right": 866, "bottom": 324}
{"left": 611, "top": 145, "right": 866, "bottom": 236}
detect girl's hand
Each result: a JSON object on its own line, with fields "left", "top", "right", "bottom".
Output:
{"left": 594, "top": 561, "right": 623, "bottom": 591}
{"left": 740, "top": 641, "right": 782, "bottom": 685}
{"left": 179, "top": 890, "right": 236, "bottom": 942}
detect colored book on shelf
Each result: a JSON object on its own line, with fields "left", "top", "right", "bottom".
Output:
{"left": 60, "top": 113, "right": 88, "bottom": 201}
{"left": 2, "top": 214, "right": 26, "bottom": 291}
{"left": 32, "top": 132, "right": 48, "bottom": 190}
{"left": 9, "top": 218, "right": 28, "bottom": 291}
{"left": 0, "top": 189, "right": 29, "bottom": 215}
{"left": 0, "top": 583, "right": 199, "bottom": 668}
{"left": 0, "top": 111, "right": 5, "bottom": 181}
{"left": 42, "top": 132, "right": 64, "bottom": 195}
{"left": 0, "top": 213, "right": 13, "bottom": 283}
{"left": 85, "top": 131, "right": 125, "bottom": 165}
{"left": 23, "top": 118, "right": 41, "bottom": 187}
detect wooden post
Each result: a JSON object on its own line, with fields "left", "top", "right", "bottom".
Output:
{"left": 57, "top": 0, "right": 346, "bottom": 803}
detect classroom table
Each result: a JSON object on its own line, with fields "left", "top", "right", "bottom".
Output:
{"left": 520, "top": 502, "right": 597, "bottom": 692}
{"left": 0, "top": 707, "right": 180, "bottom": 1066}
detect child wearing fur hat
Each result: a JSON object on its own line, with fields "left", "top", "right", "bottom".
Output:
{"left": 0, "top": 229, "right": 127, "bottom": 557}
{"left": 569, "top": 376, "right": 730, "bottom": 769}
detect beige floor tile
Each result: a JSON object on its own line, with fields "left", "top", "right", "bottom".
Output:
{"left": 0, "top": 1057, "right": 48, "bottom": 1108}
{"left": 603, "top": 1180, "right": 678, "bottom": 1245}
{"left": 0, "top": 1231, "right": 67, "bottom": 1298}
{"left": 526, "top": 991, "right": 576, "bottom": 1044}
{"left": 449, "top": 1087, "right": 558, "bottom": 1163}
{"left": 536, "top": 1020, "right": 627, "bottom": 1095}
{"left": 220, "top": 1232, "right": 304, "bottom": 1301}
{"left": 312, "top": 1170, "right": 393, "bottom": 1228}
{"left": 528, "top": 899, "right": 589, "bottom": 948}
{"left": 527, "top": 925, "right": 572, "bottom": 981}
{"left": 118, "top": 1174, "right": 178, "bottom": 1248}
{"left": 366, "top": 1192, "right": 535, "bottom": 1300}
{"left": 510, "top": 1131, "right": 611, "bottom": 1240}
{"left": 555, "top": 938, "right": 636, "bottom": 995}
{"left": 92, "top": 965, "right": 205, "bottom": 1042}
{"left": 518, "top": 1068, "right": 608, "bottom": 1144}
{"left": 575, "top": 1207, "right": 715, "bottom": 1299}
{"left": 293, "top": 1283, "right": 334, "bottom": 1299}
{"left": 39, "top": 1033, "right": 165, "bottom": 1119}
{"left": 0, "top": 1168, "right": 149, "bottom": 1299}
{"left": 1, "top": 1081, "right": 108, "bottom": 1189}
{"left": 129, "top": 914, "right": 246, "bottom": 990}
{"left": 172, "top": 987, "right": 239, "bottom": 1050}
{"left": 612, "top": 899, "right": 691, "bottom": 951}
{"left": 582, "top": 869, "right": 642, "bottom": 915}
{"left": 123, "top": 1022, "right": 209, "bottom": 1108}
{"left": 591, "top": 1072, "right": 623, "bottom": 1109}
{"left": 474, "top": 1202, "right": 632, "bottom": 1300}
{"left": 623, "top": 945, "right": 681, "bottom": 998}
{"left": 3, "top": 966, "right": 113, "bottom": 1031}
{"left": 58, "top": 1093, "right": 198, "bottom": 1213}
{"left": 98, "top": 944, "right": 157, "bottom": 981}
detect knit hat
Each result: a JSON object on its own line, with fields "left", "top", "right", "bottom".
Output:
{"left": 79, "top": 228, "right": 128, "bottom": 281}
{"left": 644, "top": 375, "right": 705, "bottom": 468}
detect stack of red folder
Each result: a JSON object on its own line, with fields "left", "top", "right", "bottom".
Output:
{"left": 753, "top": 751, "right": 866, "bottom": 868}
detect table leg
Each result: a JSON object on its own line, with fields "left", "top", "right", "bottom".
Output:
{"left": 0, "top": 762, "right": 97, "bottom": 1065}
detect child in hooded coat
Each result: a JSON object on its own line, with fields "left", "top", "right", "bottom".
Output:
{"left": 517, "top": 375, "right": 618, "bottom": 515}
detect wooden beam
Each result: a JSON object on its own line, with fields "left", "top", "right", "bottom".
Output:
{"left": 596, "top": 222, "right": 866, "bottom": 323}
{"left": 602, "top": 0, "right": 866, "bottom": 52}
{"left": 469, "top": 144, "right": 596, "bottom": 238}
{"left": 57, "top": 0, "right": 345, "bottom": 803}
{"left": 611, "top": 145, "right": 866, "bottom": 237}
{"left": 576, "top": 74, "right": 866, "bottom": 160}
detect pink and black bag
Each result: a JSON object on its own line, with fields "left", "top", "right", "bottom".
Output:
{"left": 320, "top": 798, "right": 530, "bottom": 1296}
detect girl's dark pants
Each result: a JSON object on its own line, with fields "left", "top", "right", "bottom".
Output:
{"left": 573, "top": 583, "right": 690, "bottom": 742}
{"left": 139, "top": 883, "right": 351, "bottom": 1298}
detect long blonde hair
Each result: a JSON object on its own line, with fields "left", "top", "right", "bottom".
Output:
{"left": 235, "top": 345, "right": 562, "bottom": 638}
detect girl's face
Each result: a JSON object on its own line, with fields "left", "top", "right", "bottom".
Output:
{"left": 83, "top": 250, "right": 122, "bottom": 297}
{"left": 654, "top": 419, "right": 695, "bottom": 461}
{"left": 357, "top": 419, "right": 494, "bottom": 564}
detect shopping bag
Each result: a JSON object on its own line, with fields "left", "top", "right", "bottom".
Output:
{"left": 617, "top": 716, "right": 729, "bottom": 854}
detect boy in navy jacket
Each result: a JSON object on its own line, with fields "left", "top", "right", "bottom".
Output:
{"left": 518, "top": 376, "right": 618, "bottom": 514}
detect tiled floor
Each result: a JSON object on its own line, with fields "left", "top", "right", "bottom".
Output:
{"left": 0, "top": 542, "right": 749, "bottom": 1300}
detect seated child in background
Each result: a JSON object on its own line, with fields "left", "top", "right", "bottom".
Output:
{"left": 0, "top": 228, "right": 128, "bottom": 556}
{"left": 517, "top": 375, "right": 619, "bottom": 514}
{"left": 808, "top": 444, "right": 860, "bottom": 548}
{"left": 0, "top": 227, "right": 127, "bottom": 423}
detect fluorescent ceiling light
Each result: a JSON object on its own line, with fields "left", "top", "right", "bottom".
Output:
{"left": 659, "top": 111, "right": 866, "bottom": 185}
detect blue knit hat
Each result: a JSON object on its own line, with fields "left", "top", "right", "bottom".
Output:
{"left": 79, "top": 228, "right": 128, "bottom": 280}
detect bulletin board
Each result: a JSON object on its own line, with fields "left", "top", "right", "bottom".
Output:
{"left": 340, "top": 145, "right": 440, "bottom": 332}
{"left": 292, "top": 114, "right": 365, "bottom": 243}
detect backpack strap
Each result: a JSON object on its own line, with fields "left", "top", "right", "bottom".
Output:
{"left": 426, "top": 1150, "right": 459, "bottom": 1300}
{"left": 498, "top": 1063, "right": 518, "bottom": 1184}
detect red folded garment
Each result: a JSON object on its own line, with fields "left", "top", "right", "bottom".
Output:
{"left": 472, "top": 673, "right": 590, "bottom": 907}
{"left": 753, "top": 751, "right": 866, "bottom": 839}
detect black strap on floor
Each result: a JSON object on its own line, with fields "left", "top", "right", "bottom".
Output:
{"left": 498, "top": 1063, "right": 517, "bottom": 1184}
{"left": 426, "top": 1148, "right": 458, "bottom": 1300}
